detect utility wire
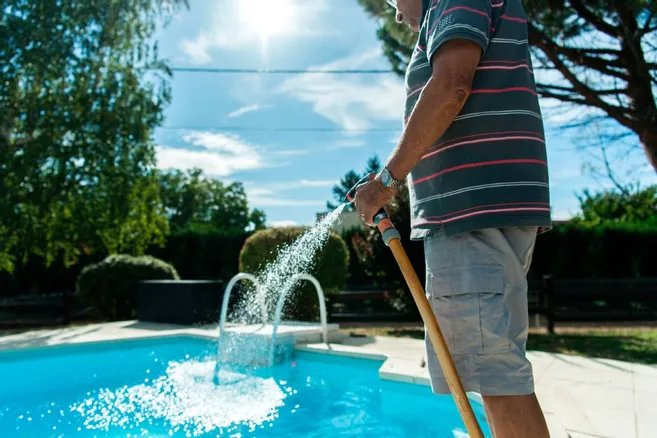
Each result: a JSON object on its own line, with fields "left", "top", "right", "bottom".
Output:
{"left": 170, "top": 67, "right": 396, "bottom": 74}
{"left": 159, "top": 125, "right": 400, "bottom": 132}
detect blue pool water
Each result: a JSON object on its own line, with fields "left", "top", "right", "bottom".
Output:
{"left": 0, "top": 337, "right": 491, "bottom": 437}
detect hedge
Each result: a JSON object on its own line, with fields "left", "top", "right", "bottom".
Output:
{"left": 343, "top": 221, "right": 657, "bottom": 316}
{"left": 531, "top": 222, "right": 657, "bottom": 278}
{"left": 76, "top": 254, "right": 179, "bottom": 320}
{"left": 148, "top": 229, "right": 249, "bottom": 282}
{"left": 239, "top": 227, "right": 349, "bottom": 320}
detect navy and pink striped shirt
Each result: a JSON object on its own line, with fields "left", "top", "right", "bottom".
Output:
{"left": 405, "top": 0, "right": 552, "bottom": 239}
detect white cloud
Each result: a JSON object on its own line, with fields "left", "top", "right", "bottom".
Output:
{"left": 278, "top": 49, "right": 405, "bottom": 133}
{"left": 228, "top": 104, "right": 264, "bottom": 118}
{"left": 180, "top": 35, "right": 213, "bottom": 64}
{"left": 272, "top": 149, "right": 308, "bottom": 156}
{"left": 156, "top": 131, "right": 266, "bottom": 177}
{"left": 269, "top": 220, "right": 298, "bottom": 228}
{"left": 247, "top": 191, "right": 325, "bottom": 207}
{"left": 243, "top": 179, "right": 334, "bottom": 207}
{"left": 331, "top": 139, "right": 367, "bottom": 149}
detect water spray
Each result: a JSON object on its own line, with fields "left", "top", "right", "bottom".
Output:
{"left": 346, "top": 174, "right": 485, "bottom": 438}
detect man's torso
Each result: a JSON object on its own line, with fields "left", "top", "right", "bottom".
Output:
{"left": 405, "top": 0, "right": 552, "bottom": 239}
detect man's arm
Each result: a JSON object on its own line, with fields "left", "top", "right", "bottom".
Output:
{"left": 354, "top": 39, "right": 482, "bottom": 225}
{"left": 386, "top": 39, "right": 482, "bottom": 181}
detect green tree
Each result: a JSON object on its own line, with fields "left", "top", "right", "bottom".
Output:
{"left": 159, "top": 168, "right": 266, "bottom": 234}
{"left": 357, "top": 1, "right": 657, "bottom": 172}
{"left": 327, "top": 154, "right": 382, "bottom": 210}
{"left": 0, "top": 0, "right": 187, "bottom": 271}
{"left": 574, "top": 185, "right": 657, "bottom": 224}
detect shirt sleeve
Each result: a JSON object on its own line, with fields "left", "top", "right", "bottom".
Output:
{"left": 425, "top": 0, "right": 493, "bottom": 62}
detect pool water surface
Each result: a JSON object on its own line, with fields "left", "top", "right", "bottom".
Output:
{"left": 0, "top": 336, "right": 491, "bottom": 437}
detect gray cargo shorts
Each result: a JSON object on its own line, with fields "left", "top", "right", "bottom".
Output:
{"left": 423, "top": 226, "right": 537, "bottom": 396}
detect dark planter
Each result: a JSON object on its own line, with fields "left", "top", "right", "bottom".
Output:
{"left": 136, "top": 280, "right": 225, "bottom": 325}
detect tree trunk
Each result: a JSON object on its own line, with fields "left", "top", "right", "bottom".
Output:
{"left": 641, "top": 125, "right": 657, "bottom": 173}
{"left": 614, "top": 2, "right": 657, "bottom": 173}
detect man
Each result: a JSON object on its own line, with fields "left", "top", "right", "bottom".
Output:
{"left": 354, "top": 0, "right": 552, "bottom": 437}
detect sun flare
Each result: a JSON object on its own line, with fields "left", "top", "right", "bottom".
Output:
{"left": 239, "top": 0, "right": 296, "bottom": 42}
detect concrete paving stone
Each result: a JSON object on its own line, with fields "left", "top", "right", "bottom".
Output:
{"left": 565, "top": 383, "right": 635, "bottom": 410}
{"left": 378, "top": 359, "right": 421, "bottom": 384}
{"left": 632, "top": 363, "right": 657, "bottom": 378}
{"left": 634, "top": 390, "right": 657, "bottom": 415}
{"left": 543, "top": 367, "right": 634, "bottom": 390}
{"left": 550, "top": 384, "right": 607, "bottom": 437}
{"left": 544, "top": 412, "right": 571, "bottom": 438}
{"left": 583, "top": 408, "right": 636, "bottom": 438}
{"left": 637, "top": 415, "right": 657, "bottom": 438}
{"left": 568, "top": 432, "right": 613, "bottom": 438}
{"left": 633, "top": 375, "right": 657, "bottom": 394}
{"left": 552, "top": 353, "right": 634, "bottom": 373}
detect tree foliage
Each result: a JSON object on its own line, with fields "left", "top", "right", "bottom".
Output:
{"left": 574, "top": 185, "right": 657, "bottom": 224}
{"left": 159, "top": 168, "right": 266, "bottom": 234}
{"left": 0, "top": 0, "right": 188, "bottom": 271}
{"left": 327, "top": 155, "right": 382, "bottom": 210}
{"left": 357, "top": 0, "right": 657, "bottom": 172}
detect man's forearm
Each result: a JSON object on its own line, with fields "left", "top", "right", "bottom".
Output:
{"left": 386, "top": 75, "right": 470, "bottom": 181}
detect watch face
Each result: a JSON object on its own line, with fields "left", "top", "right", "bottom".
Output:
{"left": 381, "top": 169, "right": 392, "bottom": 186}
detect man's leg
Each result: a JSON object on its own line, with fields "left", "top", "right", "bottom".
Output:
{"left": 483, "top": 394, "right": 549, "bottom": 438}
{"left": 423, "top": 227, "right": 550, "bottom": 437}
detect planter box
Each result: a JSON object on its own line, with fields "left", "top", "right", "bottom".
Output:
{"left": 136, "top": 280, "right": 225, "bottom": 325}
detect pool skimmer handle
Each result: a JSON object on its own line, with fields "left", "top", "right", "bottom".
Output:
{"left": 346, "top": 175, "right": 485, "bottom": 438}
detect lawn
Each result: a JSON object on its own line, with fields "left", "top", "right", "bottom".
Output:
{"left": 340, "top": 325, "right": 657, "bottom": 365}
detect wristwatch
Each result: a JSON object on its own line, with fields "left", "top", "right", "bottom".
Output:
{"left": 376, "top": 167, "right": 405, "bottom": 189}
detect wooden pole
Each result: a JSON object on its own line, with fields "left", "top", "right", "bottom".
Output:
{"left": 387, "top": 238, "right": 484, "bottom": 438}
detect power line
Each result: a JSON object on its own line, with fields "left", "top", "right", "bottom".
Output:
{"left": 159, "top": 125, "right": 400, "bottom": 133}
{"left": 170, "top": 67, "right": 396, "bottom": 74}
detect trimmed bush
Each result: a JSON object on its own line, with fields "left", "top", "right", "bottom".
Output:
{"left": 239, "top": 227, "right": 349, "bottom": 319}
{"left": 76, "top": 254, "right": 179, "bottom": 320}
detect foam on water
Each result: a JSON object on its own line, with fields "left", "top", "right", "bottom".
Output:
{"left": 71, "top": 359, "right": 288, "bottom": 436}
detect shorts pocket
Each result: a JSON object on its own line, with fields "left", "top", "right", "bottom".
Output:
{"left": 429, "top": 264, "right": 509, "bottom": 354}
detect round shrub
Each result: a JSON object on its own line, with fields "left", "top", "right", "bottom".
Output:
{"left": 239, "top": 227, "right": 349, "bottom": 319}
{"left": 76, "top": 254, "right": 179, "bottom": 320}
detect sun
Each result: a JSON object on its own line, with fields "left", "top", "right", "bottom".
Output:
{"left": 239, "top": 0, "right": 296, "bottom": 42}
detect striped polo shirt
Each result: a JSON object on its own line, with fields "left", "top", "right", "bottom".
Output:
{"left": 405, "top": 0, "right": 552, "bottom": 239}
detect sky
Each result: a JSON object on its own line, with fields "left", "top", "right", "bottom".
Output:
{"left": 153, "top": 0, "right": 656, "bottom": 227}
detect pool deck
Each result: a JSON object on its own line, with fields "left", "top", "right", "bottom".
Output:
{"left": 1, "top": 321, "right": 655, "bottom": 438}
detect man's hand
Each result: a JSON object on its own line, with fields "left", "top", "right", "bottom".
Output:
{"left": 354, "top": 179, "right": 396, "bottom": 226}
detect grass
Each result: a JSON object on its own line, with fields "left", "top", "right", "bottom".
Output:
{"left": 340, "top": 324, "right": 657, "bottom": 365}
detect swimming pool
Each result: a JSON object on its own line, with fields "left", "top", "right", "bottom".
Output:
{"left": 0, "top": 336, "right": 491, "bottom": 437}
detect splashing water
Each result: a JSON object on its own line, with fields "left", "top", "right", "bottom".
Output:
{"left": 230, "top": 203, "right": 346, "bottom": 324}
{"left": 71, "top": 360, "right": 289, "bottom": 436}
{"left": 70, "top": 205, "right": 348, "bottom": 435}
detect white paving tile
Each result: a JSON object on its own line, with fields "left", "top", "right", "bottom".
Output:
{"left": 584, "top": 408, "right": 636, "bottom": 438}
{"left": 637, "top": 415, "right": 657, "bottom": 438}
{"left": 634, "top": 375, "right": 657, "bottom": 393}
{"left": 634, "top": 391, "right": 656, "bottom": 415}
{"left": 632, "top": 363, "right": 657, "bottom": 378}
